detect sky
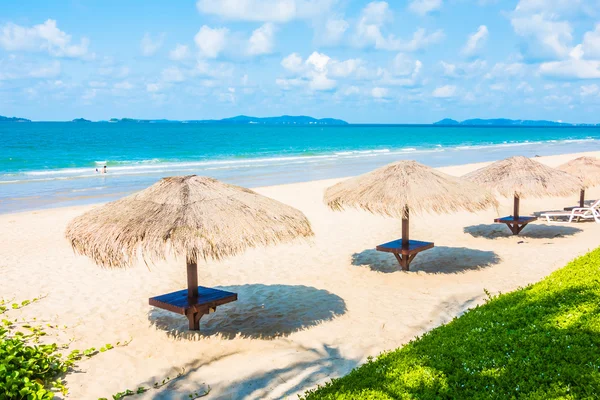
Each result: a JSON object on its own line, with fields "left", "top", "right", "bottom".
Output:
{"left": 1, "top": 0, "right": 600, "bottom": 123}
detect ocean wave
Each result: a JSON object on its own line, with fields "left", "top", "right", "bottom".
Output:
{"left": 2, "top": 137, "right": 599, "bottom": 184}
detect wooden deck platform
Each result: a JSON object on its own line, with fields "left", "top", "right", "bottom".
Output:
{"left": 149, "top": 286, "right": 237, "bottom": 330}
{"left": 494, "top": 216, "right": 537, "bottom": 235}
{"left": 376, "top": 239, "right": 434, "bottom": 271}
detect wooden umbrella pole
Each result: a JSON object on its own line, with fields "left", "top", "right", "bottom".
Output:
{"left": 186, "top": 257, "right": 201, "bottom": 330}
{"left": 513, "top": 195, "right": 520, "bottom": 221}
{"left": 187, "top": 258, "right": 199, "bottom": 300}
{"left": 580, "top": 189, "right": 586, "bottom": 208}
{"left": 402, "top": 206, "right": 409, "bottom": 247}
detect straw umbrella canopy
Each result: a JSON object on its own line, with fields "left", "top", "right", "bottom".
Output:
{"left": 463, "top": 156, "right": 582, "bottom": 228}
{"left": 324, "top": 160, "right": 498, "bottom": 268}
{"left": 557, "top": 156, "right": 600, "bottom": 207}
{"left": 66, "top": 175, "right": 313, "bottom": 267}
{"left": 65, "top": 175, "right": 314, "bottom": 328}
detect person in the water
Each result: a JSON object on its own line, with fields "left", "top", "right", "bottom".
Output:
{"left": 103, "top": 165, "right": 107, "bottom": 174}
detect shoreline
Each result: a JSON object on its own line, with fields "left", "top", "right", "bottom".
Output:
{"left": 3, "top": 149, "right": 600, "bottom": 216}
{"left": 2, "top": 150, "right": 600, "bottom": 399}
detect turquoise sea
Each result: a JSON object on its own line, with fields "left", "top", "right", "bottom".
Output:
{"left": 2, "top": 122, "right": 600, "bottom": 213}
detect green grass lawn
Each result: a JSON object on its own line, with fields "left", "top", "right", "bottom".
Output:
{"left": 304, "top": 247, "right": 600, "bottom": 399}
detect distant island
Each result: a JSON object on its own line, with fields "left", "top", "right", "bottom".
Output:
{"left": 0, "top": 114, "right": 347, "bottom": 125}
{"left": 434, "top": 118, "right": 600, "bottom": 127}
{"left": 105, "top": 115, "right": 348, "bottom": 125}
{"left": 2, "top": 114, "right": 599, "bottom": 126}
{"left": 0, "top": 115, "right": 31, "bottom": 122}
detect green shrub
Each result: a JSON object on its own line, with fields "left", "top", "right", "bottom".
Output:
{"left": 304, "top": 247, "right": 600, "bottom": 399}
{"left": 0, "top": 298, "right": 121, "bottom": 399}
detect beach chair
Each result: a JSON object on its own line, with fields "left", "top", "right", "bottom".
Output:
{"left": 541, "top": 199, "right": 600, "bottom": 223}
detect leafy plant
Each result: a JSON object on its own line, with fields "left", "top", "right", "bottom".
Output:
{"left": 304, "top": 247, "right": 600, "bottom": 399}
{"left": 0, "top": 297, "right": 125, "bottom": 399}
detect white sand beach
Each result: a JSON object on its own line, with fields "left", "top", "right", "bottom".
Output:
{"left": 2, "top": 151, "right": 600, "bottom": 399}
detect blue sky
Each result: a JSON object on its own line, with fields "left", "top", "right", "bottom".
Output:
{"left": 1, "top": 0, "right": 600, "bottom": 123}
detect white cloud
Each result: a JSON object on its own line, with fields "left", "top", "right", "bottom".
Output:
{"left": 583, "top": 24, "right": 600, "bottom": 58}
{"left": 281, "top": 53, "right": 304, "bottom": 72}
{"left": 278, "top": 51, "right": 365, "bottom": 92}
{"left": 408, "top": 0, "right": 442, "bottom": 15}
{"left": 539, "top": 59, "right": 600, "bottom": 79}
{"left": 0, "top": 57, "right": 61, "bottom": 80}
{"left": 140, "top": 33, "right": 165, "bottom": 56}
{"left": 397, "top": 28, "right": 444, "bottom": 52}
{"left": 248, "top": 23, "right": 276, "bottom": 56}
{"left": 355, "top": 3, "right": 443, "bottom": 52}
{"left": 376, "top": 54, "right": 423, "bottom": 87}
{"left": 196, "top": 0, "right": 336, "bottom": 22}
{"left": 441, "top": 59, "right": 487, "bottom": 78}
{"left": 322, "top": 18, "right": 349, "bottom": 45}
{"left": 371, "top": 86, "right": 389, "bottom": 98}
{"left": 169, "top": 44, "right": 190, "bottom": 61}
{"left": 511, "top": 11, "right": 572, "bottom": 61}
{"left": 355, "top": 1, "right": 392, "bottom": 49}
{"left": 329, "top": 59, "right": 364, "bottom": 77}
{"left": 309, "top": 74, "right": 336, "bottom": 90}
{"left": 306, "top": 51, "right": 330, "bottom": 71}
{"left": 432, "top": 84, "right": 457, "bottom": 98}
{"left": 392, "top": 53, "right": 419, "bottom": 76}
{"left": 462, "top": 25, "right": 488, "bottom": 57}
{"left": 517, "top": 81, "right": 534, "bottom": 93}
{"left": 580, "top": 84, "right": 599, "bottom": 96}
{"left": 356, "top": 2, "right": 443, "bottom": 51}
{"left": 194, "top": 26, "right": 229, "bottom": 58}
{"left": 441, "top": 61, "right": 457, "bottom": 77}
{"left": 161, "top": 67, "right": 186, "bottom": 82}
{"left": 514, "top": 0, "right": 600, "bottom": 17}
{"left": 0, "top": 19, "right": 90, "bottom": 58}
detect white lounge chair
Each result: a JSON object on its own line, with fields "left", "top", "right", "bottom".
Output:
{"left": 541, "top": 199, "right": 600, "bottom": 223}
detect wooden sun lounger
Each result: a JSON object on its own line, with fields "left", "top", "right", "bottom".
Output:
{"left": 494, "top": 216, "right": 537, "bottom": 235}
{"left": 149, "top": 286, "right": 238, "bottom": 330}
{"left": 376, "top": 239, "right": 434, "bottom": 271}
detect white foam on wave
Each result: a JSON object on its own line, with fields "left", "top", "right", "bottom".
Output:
{"left": 3, "top": 137, "right": 599, "bottom": 184}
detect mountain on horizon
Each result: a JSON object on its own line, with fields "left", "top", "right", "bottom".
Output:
{"left": 0, "top": 115, "right": 31, "bottom": 122}
{"left": 433, "top": 118, "right": 600, "bottom": 127}
{"left": 105, "top": 115, "right": 348, "bottom": 125}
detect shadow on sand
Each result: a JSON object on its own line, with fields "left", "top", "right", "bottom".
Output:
{"left": 148, "top": 284, "right": 347, "bottom": 340}
{"left": 464, "top": 223, "right": 582, "bottom": 239}
{"left": 351, "top": 246, "right": 500, "bottom": 274}
{"left": 130, "top": 344, "right": 360, "bottom": 400}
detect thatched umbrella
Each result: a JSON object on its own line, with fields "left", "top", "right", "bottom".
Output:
{"left": 464, "top": 156, "right": 582, "bottom": 234}
{"left": 557, "top": 156, "right": 600, "bottom": 207}
{"left": 324, "top": 160, "right": 498, "bottom": 270}
{"left": 65, "top": 175, "right": 313, "bottom": 330}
